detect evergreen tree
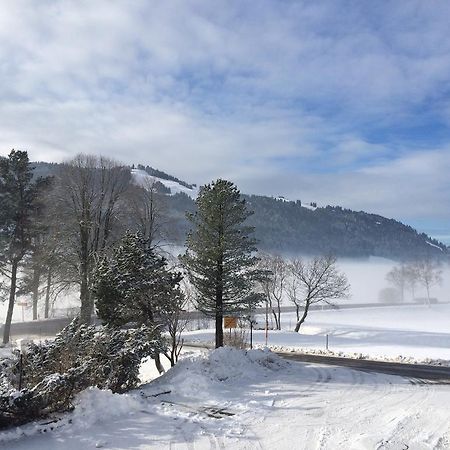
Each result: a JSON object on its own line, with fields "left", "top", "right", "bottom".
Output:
{"left": 0, "top": 319, "right": 164, "bottom": 428}
{"left": 94, "top": 231, "right": 183, "bottom": 328}
{"left": 181, "top": 179, "right": 263, "bottom": 348}
{"left": 0, "top": 150, "right": 49, "bottom": 343}
{"left": 93, "top": 231, "right": 183, "bottom": 372}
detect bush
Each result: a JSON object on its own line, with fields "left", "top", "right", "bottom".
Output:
{"left": 378, "top": 287, "right": 402, "bottom": 303}
{"left": 223, "top": 328, "right": 248, "bottom": 349}
{"left": 0, "top": 319, "right": 164, "bottom": 429}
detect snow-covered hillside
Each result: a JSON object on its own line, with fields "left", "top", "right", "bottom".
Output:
{"left": 131, "top": 169, "right": 198, "bottom": 198}
{"left": 3, "top": 347, "right": 450, "bottom": 449}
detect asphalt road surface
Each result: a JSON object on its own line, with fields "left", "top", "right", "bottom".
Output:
{"left": 279, "top": 352, "right": 450, "bottom": 383}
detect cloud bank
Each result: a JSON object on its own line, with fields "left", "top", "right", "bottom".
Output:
{"left": 1, "top": 0, "right": 450, "bottom": 236}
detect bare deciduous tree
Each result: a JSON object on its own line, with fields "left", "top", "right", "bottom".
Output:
{"left": 413, "top": 259, "right": 442, "bottom": 305}
{"left": 286, "top": 260, "right": 302, "bottom": 321}
{"left": 290, "top": 255, "right": 350, "bottom": 332}
{"left": 386, "top": 263, "right": 409, "bottom": 302}
{"left": 385, "top": 259, "right": 442, "bottom": 304}
{"left": 56, "top": 154, "right": 131, "bottom": 324}
{"left": 161, "top": 277, "right": 190, "bottom": 366}
{"left": 404, "top": 263, "right": 420, "bottom": 300}
{"left": 125, "top": 177, "right": 170, "bottom": 250}
{"left": 258, "top": 254, "right": 288, "bottom": 330}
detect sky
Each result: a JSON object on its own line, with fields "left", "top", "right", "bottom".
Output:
{"left": 1, "top": 1, "right": 450, "bottom": 243}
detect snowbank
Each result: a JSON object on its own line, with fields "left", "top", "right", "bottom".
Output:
{"left": 0, "top": 348, "right": 287, "bottom": 444}
{"left": 70, "top": 387, "right": 142, "bottom": 429}
{"left": 2, "top": 347, "right": 450, "bottom": 449}
{"left": 146, "top": 347, "right": 289, "bottom": 400}
{"left": 0, "top": 387, "right": 143, "bottom": 444}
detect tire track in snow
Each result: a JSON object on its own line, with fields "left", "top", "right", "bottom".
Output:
{"left": 270, "top": 362, "right": 445, "bottom": 450}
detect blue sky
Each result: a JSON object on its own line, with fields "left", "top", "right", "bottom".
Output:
{"left": 1, "top": 1, "right": 450, "bottom": 242}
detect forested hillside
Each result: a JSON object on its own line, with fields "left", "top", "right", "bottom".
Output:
{"left": 33, "top": 162, "right": 448, "bottom": 260}
{"left": 164, "top": 193, "right": 447, "bottom": 260}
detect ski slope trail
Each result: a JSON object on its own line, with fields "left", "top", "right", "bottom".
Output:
{"left": 2, "top": 349, "right": 450, "bottom": 449}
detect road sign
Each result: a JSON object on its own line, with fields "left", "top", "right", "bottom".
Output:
{"left": 224, "top": 316, "right": 237, "bottom": 328}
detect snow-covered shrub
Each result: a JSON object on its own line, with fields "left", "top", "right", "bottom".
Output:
{"left": 0, "top": 318, "right": 164, "bottom": 429}
{"left": 223, "top": 327, "right": 248, "bottom": 349}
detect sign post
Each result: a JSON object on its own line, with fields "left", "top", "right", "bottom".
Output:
{"left": 16, "top": 301, "right": 30, "bottom": 322}
{"left": 224, "top": 316, "right": 237, "bottom": 340}
{"left": 224, "top": 316, "right": 237, "bottom": 328}
{"left": 265, "top": 300, "right": 269, "bottom": 346}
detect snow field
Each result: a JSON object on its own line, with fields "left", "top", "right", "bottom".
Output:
{"left": 2, "top": 347, "right": 450, "bottom": 449}
{"left": 183, "top": 304, "right": 450, "bottom": 364}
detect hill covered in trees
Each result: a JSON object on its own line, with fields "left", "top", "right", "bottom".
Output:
{"left": 33, "top": 161, "right": 448, "bottom": 260}
{"left": 164, "top": 193, "right": 447, "bottom": 260}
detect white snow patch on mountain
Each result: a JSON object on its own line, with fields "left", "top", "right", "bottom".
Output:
{"left": 131, "top": 169, "right": 198, "bottom": 198}
{"left": 426, "top": 240, "right": 444, "bottom": 251}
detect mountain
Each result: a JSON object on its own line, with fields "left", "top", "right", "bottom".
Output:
{"left": 31, "top": 161, "right": 448, "bottom": 260}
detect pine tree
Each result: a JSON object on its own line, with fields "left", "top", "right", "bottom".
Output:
{"left": 93, "top": 231, "right": 183, "bottom": 328}
{"left": 181, "top": 179, "right": 263, "bottom": 348}
{"left": 93, "top": 231, "right": 182, "bottom": 373}
{"left": 0, "top": 150, "right": 50, "bottom": 343}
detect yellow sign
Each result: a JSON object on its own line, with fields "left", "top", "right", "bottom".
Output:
{"left": 224, "top": 316, "right": 238, "bottom": 328}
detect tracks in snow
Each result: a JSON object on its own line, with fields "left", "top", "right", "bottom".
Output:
{"left": 250, "top": 362, "right": 450, "bottom": 450}
{"left": 158, "top": 360, "right": 450, "bottom": 449}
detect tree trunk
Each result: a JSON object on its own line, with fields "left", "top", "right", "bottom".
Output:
{"left": 215, "top": 286, "right": 224, "bottom": 348}
{"left": 276, "top": 301, "right": 281, "bottom": 330}
{"left": 32, "top": 266, "right": 41, "bottom": 320}
{"left": 154, "top": 353, "right": 165, "bottom": 374}
{"left": 271, "top": 308, "right": 279, "bottom": 330}
{"left": 215, "top": 257, "right": 224, "bottom": 348}
{"left": 79, "top": 268, "right": 92, "bottom": 324}
{"left": 295, "top": 304, "right": 300, "bottom": 322}
{"left": 294, "top": 299, "right": 310, "bottom": 333}
{"left": 425, "top": 283, "right": 431, "bottom": 307}
{"left": 215, "top": 309, "right": 223, "bottom": 348}
{"left": 3, "top": 261, "right": 19, "bottom": 344}
{"left": 79, "top": 224, "right": 93, "bottom": 324}
{"left": 44, "top": 269, "right": 52, "bottom": 319}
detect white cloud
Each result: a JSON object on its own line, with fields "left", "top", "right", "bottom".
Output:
{"left": 0, "top": 0, "right": 450, "bottom": 227}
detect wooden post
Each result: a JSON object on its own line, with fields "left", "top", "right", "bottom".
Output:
{"left": 265, "top": 300, "right": 269, "bottom": 346}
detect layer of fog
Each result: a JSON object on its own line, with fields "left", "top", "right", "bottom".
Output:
{"left": 1, "top": 251, "right": 449, "bottom": 326}
{"left": 336, "top": 256, "right": 449, "bottom": 304}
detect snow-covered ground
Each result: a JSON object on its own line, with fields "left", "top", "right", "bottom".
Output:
{"left": 184, "top": 304, "right": 450, "bottom": 364}
{"left": 2, "top": 347, "right": 450, "bottom": 449}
